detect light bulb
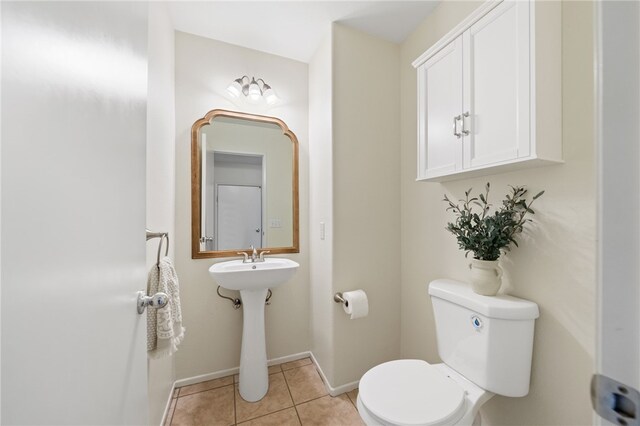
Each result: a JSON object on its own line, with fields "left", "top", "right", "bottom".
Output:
{"left": 226, "top": 78, "right": 243, "bottom": 98}
{"left": 248, "top": 78, "right": 261, "bottom": 101}
{"left": 226, "top": 83, "right": 241, "bottom": 97}
{"left": 227, "top": 79, "right": 242, "bottom": 98}
{"left": 263, "top": 87, "right": 278, "bottom": 104}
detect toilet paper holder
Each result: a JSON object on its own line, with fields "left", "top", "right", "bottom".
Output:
{"left": 334, "top": 292, "right": 348, "bottom": 306}
{"left": 334, "top": 290, "right": 369, "bottom": 320}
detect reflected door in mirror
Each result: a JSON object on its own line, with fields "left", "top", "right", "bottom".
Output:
{"left": 216, "top": 185, "right": 262, "bottom": 250}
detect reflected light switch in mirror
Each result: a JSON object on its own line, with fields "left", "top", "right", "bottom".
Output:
{"left": 269, "top": 218, "right": 282, "bottom": 228}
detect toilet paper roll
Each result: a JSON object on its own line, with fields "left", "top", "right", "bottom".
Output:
{"left": 342, "top": 290, "right": 369, "bottom": 320}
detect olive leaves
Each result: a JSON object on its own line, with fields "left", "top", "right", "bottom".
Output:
{"left": 443, "top": 183, "right": 544, "bottom": 261}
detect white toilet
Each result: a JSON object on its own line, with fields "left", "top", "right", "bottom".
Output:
{"left": 357, "top": 279, "right": 540, "bottom": 426}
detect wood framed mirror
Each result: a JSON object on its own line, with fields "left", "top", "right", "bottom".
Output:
{"left": 191, "top": 109, "right": 299, "bottom": 259}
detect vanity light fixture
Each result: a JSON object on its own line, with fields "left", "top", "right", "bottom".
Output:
{"left": 226, "top": 75, "right": 279, "bottom": 104}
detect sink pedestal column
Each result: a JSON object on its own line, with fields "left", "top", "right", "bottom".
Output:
{"left": 238, "top": 288, "right": 269, "bottom": 402}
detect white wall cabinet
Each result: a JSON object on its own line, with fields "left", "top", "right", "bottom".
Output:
{"left": 413, "top": 0, "right": 562, "bottom": 181}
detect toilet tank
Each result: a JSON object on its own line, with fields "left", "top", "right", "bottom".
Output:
{"left": 428, "top": 279, "right": 539, "bottom": 397}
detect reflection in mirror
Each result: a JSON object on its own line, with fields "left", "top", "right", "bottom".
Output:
{"left": 192, "top": 110, "right": 299, "bottom": 258}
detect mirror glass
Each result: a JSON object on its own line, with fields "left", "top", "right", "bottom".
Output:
{"left": 191, "top": 110, "right": 299, "bottom": 258}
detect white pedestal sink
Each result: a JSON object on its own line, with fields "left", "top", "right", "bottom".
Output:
{"left": 209, "top": 258, "right": 299, "bottom": 402}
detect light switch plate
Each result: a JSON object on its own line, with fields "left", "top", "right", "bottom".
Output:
{"left": 269, "top": 218, "right": 282, "bottom": 228}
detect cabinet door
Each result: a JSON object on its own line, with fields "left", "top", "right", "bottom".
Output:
{"left": 463, "top": 0, "right": 530, "bottom": 169}
{"left": 417, "top": 37, "right": 463, "bottom": 179}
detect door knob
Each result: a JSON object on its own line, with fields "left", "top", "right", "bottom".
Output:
{"left": 137, "top": 291, "right": 169, "bottom": 314}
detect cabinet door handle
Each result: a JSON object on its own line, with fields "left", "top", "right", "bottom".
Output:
{"left": 453, "top": 115, "right": 462, "bottom": 138}
{"left": 462, "top": 112, "right": 470, "bottom": 136}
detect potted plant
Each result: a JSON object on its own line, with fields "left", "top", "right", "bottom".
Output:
{"left": 443, "top": 183, "right": 544, "bottom": 295}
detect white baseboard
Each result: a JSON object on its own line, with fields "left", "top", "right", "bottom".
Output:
{"left": 174, "top": 366, "right": 239, "bottom": 388}
{"left": 171, "top": 350, "right": 359, "bottom": 399}
{"left": 159, "top": 382, "right": 176, "bottom": 426}
{"left": 309, "top": 352, "right": 359, "bottom": 397}
{"left": 173, "top": 351, "right": 312, "bottom": 388}
{"left": 268, "top": 351, "right": 313, "bottom": 367}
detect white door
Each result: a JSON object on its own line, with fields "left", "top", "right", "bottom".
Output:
{"left": 2, "top": 2, "right": 149, "bottom": 424}
{"left": 463, "top": 0, "right": 530, "bottom": 169}
{"left": 593, "top": 2, "right": 640, "bottom": 425}
{"left": 418, "top": 36, "right": 463, "bottom": 179}
{"left": 217, "top": 185, "right": 262, "bottom": 250}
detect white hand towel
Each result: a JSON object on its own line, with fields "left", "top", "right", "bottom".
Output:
{"left": 147, "top": 257, "right": 186, "bottom": 359}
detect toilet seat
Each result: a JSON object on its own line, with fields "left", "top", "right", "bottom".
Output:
{"left": 359, "top": 360, "right": 467, "bottom": 426}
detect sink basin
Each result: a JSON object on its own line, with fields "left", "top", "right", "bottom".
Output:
{"left": 209, "top": 258, "right": 299, "bottom": 291}
{"left": 208, "top": 257, "right": 299, "bottom": 402}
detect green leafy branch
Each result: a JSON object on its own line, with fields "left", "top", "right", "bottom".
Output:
{"left": 443, "top": 183, "right": 544, "bottom": 261}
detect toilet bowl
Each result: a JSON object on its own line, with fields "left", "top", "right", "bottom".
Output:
{"left": 357, "top": 360, "right": 493, "bottom": 426}
{"left": 356, "top": 279, "right": 539, "bottom": 426}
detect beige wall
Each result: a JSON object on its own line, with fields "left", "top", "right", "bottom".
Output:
{"left": 174, "top": 31, "right": 310, "bottom": 380}
{"left": 309, "top": 32, "right": 335, "bottom": 382}
{"left": 329, "top": 23, "right": 402, "bottom": 386}
{"left": 400, "top": 1, "right": 596, "bottom": 425}
{"left": 146, "top": 3, "right": 176, "bottom": 424}
{"left": 309, "top": 24, "right": 402, "bottom": 389}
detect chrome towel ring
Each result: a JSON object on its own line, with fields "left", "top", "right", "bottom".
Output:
{"left": 146, "top": 229, "right": 169, "bottom": 268}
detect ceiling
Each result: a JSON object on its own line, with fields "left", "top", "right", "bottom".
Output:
{"left": 166, "top": 1, "right": 440, "bottom": 63}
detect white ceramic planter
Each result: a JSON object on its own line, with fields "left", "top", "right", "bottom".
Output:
{"left": 469, "top": 259, "right": 503, "bottom": 296}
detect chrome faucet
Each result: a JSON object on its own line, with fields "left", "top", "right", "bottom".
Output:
{"left": 237, "top": 251, "right": 250, "bottom": 262}
{"left": 237, "top": 245, "right": 270, "bottom": 263}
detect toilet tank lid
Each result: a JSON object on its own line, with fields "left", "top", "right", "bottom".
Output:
{"left": 428, "top": 279, "right": 540, "bottom": 320}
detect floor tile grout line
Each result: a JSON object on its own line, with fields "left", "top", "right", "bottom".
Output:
{"left": 287, "top": 364, "right": 330, "bottom": 406}
{"left": 172, "top": 358, "right": 355, "bottom": 426}
{"left": 283, "top": 366, "right": 297, "bottom": 401}
{"left": 175, "top": 382, "right": 235, "bottom": 399}
{"left": 233, "top": 378, "right": 237, "bottom": 426}
{"left": 346, "top": 389, "right": 358, "bottom": 407}
{"left": 280, "top": 357, "right": 312, "bottom": 372}
{"left": 235, "top": 363, "right": 306, "bottom": 424}
{"left": 283, "top": 363, "right": 318, "bottom": 405}
{"left": 296, "top": 390, "right": 356, "bottom": 408}
{"left": 234, "top": 372, "right": 294, "bottom": 424}
{"left": 176, "top": 359, "right": 305, "bottom": 397}
{"left": 293, "top": 392, "right": 330, "bottom": 407}
{"left": 166, "top": 399, "right": 177, "bottom": 426}
{"left": 236, "top": 406, "right": 299, "bottom": 426}
{"left": 170, "top": 379, "right": 357, "bottom": 425}
{"left": 293, "top": 404, "right": 304, "bottom": 425}
{"left": 170, "top": 384, "right": 236, "bottom": 426}
{"left": 174, "top": 358, "right": 306, "bottom": 387}
{"left": 282, "top": 366, "right": 304, "bottom": 425}
{"left": 175, "top": 370, "right": 285, "bottom": 399}
{"left": 293, "top": 393, "right": 363, "bottom": 425}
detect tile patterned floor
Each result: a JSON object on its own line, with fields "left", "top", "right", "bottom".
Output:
{"left": 166, "top": 357, "right": 364, "bottom": 426}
